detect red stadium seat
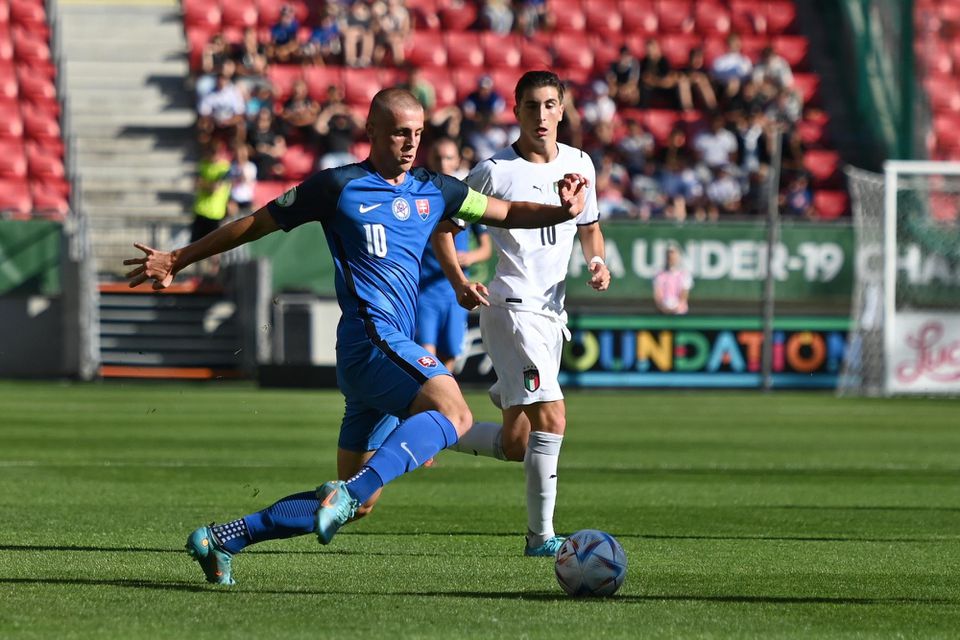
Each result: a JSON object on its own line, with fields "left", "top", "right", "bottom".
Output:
{"left": 445, "top": 32, "right": 483, "bottom": 69}
{"left": 0, "top": 178, "right": 31, "bottom": 216}
{"left": 438, "top": 3, "right": 477, "bottom": 31}
{"left": 221, "top": 0, "right": 258, "bottom": 30}
{"left": 25, "top": 145, "right": 64, "bottom": 180}
{"left": 660, "top": 34, "right": 698, "bottom": 69}
{"left": 266, "top": 64, "right": 303, "bottom": 101}
{"left": 793, "top": 73, "right": 821, "bottom": 105}
{"left": 729, "top": 0, "right": 765, "bottom": 35}
{"left": 350, "top": 140, "right": 371, "bottom": 161}
{"left": 0, "top": 1, "right": 9, "bottom": 24}
{"left": 694, "top": 1, "right": 730, "bottom": 35}
{"left": 17, "top": 70, "right": 56, "bottom": 103}
{"left": 31, "top": 174, "right": 68, "bottom": 198}
{"left": 281, "top": 144, "right": 316, "bottom": 180}
{"left": 813, "top": 190, "right": 849, "bottom": 220}
{"left": 772, "top": 35, "right": 810, "bottom": 69}
{"left": 656, "top": 0, "right": 694, "bottom": 33}
{"left": 406, "top": 31, "right": 447, "bottom": 68}
{"left": 765, "top": 0, "right": 798, "bottom": 34}
{"left": 551, "top": 0, "right": 587, "bottom": 33}
{"left": 342, "top": 68, "right": 386, "bottom": 106}
{"left": 29, "top": 182, "right": 69, "bottom": 218}
{"left": 0, "top": 70, "right": 17, "bottom": 100}
{"left": 302, "top": 65, "right": 344, "bottom": 102}
{"left": 452, "top": 68, "right": 482, "bottom": 103}
{"left": 803, "top": 149, "right": 842, "bottom": 188}
{"left": 490, "top": 68, "right": 523, "bottom": 109}
{"left": 22, "top": 109, "right": 60, "bottom": 144}
{"left": 583, "top": 0, "right": 622, "bottom": 38}
{"left": 796, "top": 117, "right": 830, "bottom": 147}
{"left": 481, "top": 33, "right": 522, "bottom": 69}
{"left": 619, "top": 0, "right": 658, "bottom": 34}
{"left": 0, "top": 107, "right": 23, "bottom": 138}
{"left": 183, "top": 0, "right": 221, "bottom": 30}
{"left": 520, "top": 40, "right": 552, "bottom": 69}
{"left": 589, "top": 35, "right": 621, "bottom": 76}
{"left": 9, "top": 0, "right": 48, "bottom": 36}
{"left": 416, "top": 66, "right": 457, "bottom": 107}
{"left": 0, "top": 141, "right": 26, "bottom": 178}
{"left": 738, "top": 35, "right": 768, "bottom": 62}
{"left": 925, "top": 78, "right": 960, "bottom": 114}
{"left": 0, "top": 33, "right": 13, "bottom": 63}
{"left": 552, "top": 32, "right": 594, "bottom": 74}
{"left": 643, "top": 109, "right": 682, "bottom": 146}
{"left": 253, "top": 180, "right": 288, "bottom": 209}
{"left": 11, "top": 28, "right": 50, "bottom": 65}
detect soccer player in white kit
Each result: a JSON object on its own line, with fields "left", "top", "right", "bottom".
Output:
{"left": 432, "top": 71, "right": 611, "bottom": 556}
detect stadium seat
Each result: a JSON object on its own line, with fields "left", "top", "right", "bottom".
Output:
{"left": 656, "top": 0, "right": 695, "bottom": 33}
{"left": 221, "top": 0, "right": 258, "bottom": 30}
{"left": 583, "top": 0, "right": 623, "bottom": 38}
{"left": 0, "top": 108, "right": 23, "bottom": 138}
{"left": 797, "top": 117, "right": 830, "bottom": 147}
{"left": 729, "top": 0, "right": 765, "bottom": 34}
{"left": 185, "top": 28, "right": 211, "bottom": 73}
{"left": 619, "top": 0, "right": 658, "bottom": 34}
{"left": 765, "top": 0, "right": 798, "bottom": 34}
{"left": 551, "top": 0, "right": 587, "bottom": 32}
{"left": 772, "top": 35, "right": 810, "bottom": 69}
{"left": 343, "top": 68, "right": 386, "bottom": 106}
{"left": 660, "top": 33, "right": 698, "bottom": 69}
{"left": 738, "top": 34, "right": 768, "bottom": 62}
{"left": 266, "top": 64, "right": 303, "bottom": 101}
{"left": 183, "top": 0, "right": 221, "bottom": 30}
{"left": 803, "top": 149, "right": 842, "bottom": 188}
{"left": 438, "top": 3, "right": 477, "bottom": 31}
{"left": 552, "top": 32, "right": 594, "bottom": 74}
{"left": 642, "top": 109, "right": 682, "bottom": 146}
{"left": 0, "top": 34, "right": 13, "bottom": 63}
{"left": 11, "top": 28, "right": 50, "bottom": 65}
{"left": 813, "top": 190, "right": 849, "bottom": 220}
{"left": 16, "top": 71, "right": 56, "bottom": 103}
{"left": 22, "top": 110, "right": 60, "bottom": 144}
{"left": 406, "top": 31, "right": 447, "bottom": 68}
{"left": 445, "top": 32, "right": 483, "bottom": 69}
{"left": 490, "top": 68, "right": 523, "bottom": 107}
{"left": 303, "top": 65, "right": 344, "bottom": 102}
{"left": 793, "top": 73, "right": 821, "bottom": 105}
{"left": 0, "top": 71, "right": 17, "bottom": 100}
{"left": 0, "top": 178, "right": 32, "bottom": 216}
{"left": 481, "top": 33, "right": 522, "bottom": 69}
{"left": 350, "top": 140, "right": 371, "bottom": 161}
{"left": 253, "top": 180, "right": 288, "bottom": 209}
{"left": 31, "top": 174, "right": 68, "bottom": 198}
{"left": 29, "top": 182, "right": 69, "bottom": 219}
{"left": 10, "top": 0, "right": 48, "bottom": 37}
{"left": 520, "top": 40, "right": 552, "bottom": 69}
{"left": 925, "top": 77, "right": 960, "bottom": 113}
{"left": 453, "top": 68, "right": 482, "bottom": 103}
{"left": 0, "top": 141, "right": 26, "bottom": 178}
{"left": 589, "top": 35, "right": 621, "bottom": 76}
{"left": 417, "top": 66, "right": 457, "bottom": 108}
{"left": 26, "top": 145, "right": 64, "bottom": 180}
{"left": 694, "top": 1, "right": 731, "bottom": 35}
{"left": 281, "top": 144, "right": 316, "bottom": 181}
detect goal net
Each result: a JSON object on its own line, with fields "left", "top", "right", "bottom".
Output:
{"left": 840, "top": 161, "right": 960, "bottom": 396}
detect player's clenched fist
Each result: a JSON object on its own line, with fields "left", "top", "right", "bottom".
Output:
{"left": 557, "top": 173, "right": 590, "bottom": 217}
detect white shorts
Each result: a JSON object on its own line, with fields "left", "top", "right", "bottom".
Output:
{"left": 479, "top": 304, "right": 565, "bottom": 410}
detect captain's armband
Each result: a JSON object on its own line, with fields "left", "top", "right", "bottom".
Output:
{"left": 454, "top": 188, "right": 488, "bottom": 224}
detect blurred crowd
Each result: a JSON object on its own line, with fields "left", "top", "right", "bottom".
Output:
{"left": 190, "top": 0, "right": 823, "bottom": 224}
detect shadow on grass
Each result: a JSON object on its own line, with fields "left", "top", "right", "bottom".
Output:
{"left": 0, "top": 577, "right": 957, "bottom": 607}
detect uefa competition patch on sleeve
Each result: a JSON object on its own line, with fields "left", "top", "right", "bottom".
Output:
{"left": 276, "top": 187, "right": 297, "bottom": 207}
{"left": 455, "top": 188, "right": 487, "bottom": 223}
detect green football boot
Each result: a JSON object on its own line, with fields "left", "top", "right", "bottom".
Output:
{"left": 185, "top": 525, "right": 235, "bottom": 585}
{"left": 314, "top": 481, "right": 360, "bottom": 545}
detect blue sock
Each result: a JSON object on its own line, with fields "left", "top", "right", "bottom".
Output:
{"left": 213, "top": 491, "right": 320, "bottom": 554}
{"left": 345, "top": 410, "right": 458, "bottom": 505}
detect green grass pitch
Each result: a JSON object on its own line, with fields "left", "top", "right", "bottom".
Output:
{"left": 1, "top": 381, "right": 959, "bottom": 639}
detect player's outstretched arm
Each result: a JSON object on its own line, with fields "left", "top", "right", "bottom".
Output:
{"left": 123, "top": 208, "right": 280, "bottom": 289}
{"left": 578, "top": 223, "right": 611, "bottom": 292}
{"left": 431, "top": 221, "right": 489, "bottom": 310}
{"left": 479, "top": 173, "right": 589, "bottom": 228}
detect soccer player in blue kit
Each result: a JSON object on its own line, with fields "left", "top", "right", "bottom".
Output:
{"left": 123, "top": 88, "right": 589, "bottom": 585}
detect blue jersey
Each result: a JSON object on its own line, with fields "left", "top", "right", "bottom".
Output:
{"left": 419, "top": 223, "right": 487, "bottom": 292}
{"left": 267, "top": 162, "right": 470, "bottom": 345}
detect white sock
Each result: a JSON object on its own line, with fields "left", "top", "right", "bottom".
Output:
{"left": 449, "top": 422, "right": 505, "bottom": 459}
{"left": 525, "top": 430, "right": 563, "bottom": 547}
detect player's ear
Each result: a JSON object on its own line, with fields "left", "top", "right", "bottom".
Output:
{"left": 513, "top": 103, "right": 519, "bottom": 121}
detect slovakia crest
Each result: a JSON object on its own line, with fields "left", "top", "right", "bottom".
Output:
{"left": 523, "top": 366, "right": 540, "bottom": 392}
{"left": 392, "top": 197, "right": 410, "bottom": 221}
{"left": 415, "top": 198, "right": 431, "bottom": 221}
{"left": 418, "top": 355, "right": 438, "bottom": 368}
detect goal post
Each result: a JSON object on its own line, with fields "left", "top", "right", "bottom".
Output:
{"left": 842, "top": 161, "right": 960, "bottom": 396}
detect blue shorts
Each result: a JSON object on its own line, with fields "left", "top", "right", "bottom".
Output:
{"left": 336, "top": 326, "right": 451, "bottom": 452}
{"left": 415, "top": 285, "right": 468, "bottom": 360}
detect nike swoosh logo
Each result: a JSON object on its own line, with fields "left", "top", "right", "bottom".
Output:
{"left": 359, "top": 203, "right": 382, "bottom": 213}
{"left": 399, "top": 441, "right": 419, "bottom": 466}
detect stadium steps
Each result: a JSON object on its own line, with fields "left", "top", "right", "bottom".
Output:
{"left": 57, "top": 1, "right": 196, "bottom": 279}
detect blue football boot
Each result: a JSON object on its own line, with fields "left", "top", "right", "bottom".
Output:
{"left": 185, "top": 525, "right": 235, "bottom": 585}
{"left": 314, "top": 481, "right": 360, "bottom": 545}
{"left": 524, "top": 535, "right": 566, "bottom": 558}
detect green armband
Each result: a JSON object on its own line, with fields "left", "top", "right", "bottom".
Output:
{"left": 454, "top": 188, "right": 488, "bottom": 224}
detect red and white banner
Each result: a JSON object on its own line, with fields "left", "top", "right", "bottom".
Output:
{"left": 888, "top": 312, "right": 960, "bottom": 394}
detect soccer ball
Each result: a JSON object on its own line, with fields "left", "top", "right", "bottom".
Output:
{"left": 554, "top": 529, "right": 627, "bottom": 597}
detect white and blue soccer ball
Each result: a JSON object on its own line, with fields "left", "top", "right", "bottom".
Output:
{"left": 554, "top": 529, "right": 627, "bottom": 597}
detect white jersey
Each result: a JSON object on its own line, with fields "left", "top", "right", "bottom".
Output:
{"left": 465, "top": 142, "right": 599, "bottom": 318}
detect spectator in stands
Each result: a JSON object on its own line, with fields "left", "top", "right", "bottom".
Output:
{"left": 461, "top": 75, "right": 506, "bottom": 132}
{"left": 315, "top": 102, "right": 362, "bottom": 170}
{"left": 581, "top": 79, "right": 617, "bottom": 128}
{"left": 711, "top": 33, "right": 754, "bottom": 102}
{"left": 727, "top": 78, "right": 766, "bottom": 117}
{"left": 732, "top": 108, "right": 769, "bottom": 180}
{"left": 595, "top": 148, "right": 636, "bottom": 219}
{"left": 585, "top": 119, "right": 616, "bottom": 170}
{"left": 680, "top": 46, "right": 718, "bottom": 111}
{"left": 705, "top": 165, "right": 743, "bottom": 220}
{"left": 630, "top": 162, "right": 666, "bottom": 220}
{"left": 197, "top": 71, "right": 247, "bottom": 146}
{"left": 198, "top": 34, "right": 230, "bottom": 98}
{"left": 267, "top": 5, "right": 302, "bottom": 64}
{"left": 639, "top": 38, "right": 688, "bottom": 111}
{"left": 653, "top": 244, "right": 693, "bottom": 315}
{"left": 303, "top": 7, "right": 343, "bottom": 66}
{"left": 463, "top": 113, "right": 510, "bottom": 166}
{"left": 342, "top": 0, "right": 375, "bottom": 68}
{"left": 279, "top": 78, "right": 321, "bottom": 141}
{"left": 228, "top": 144, "right": 257, "bottom": 218}
{"left": 245, "top": 83, "right": 275, "bottom": 122}
{"left": 617, "top": 118, "right": 655, "bottom": 176}
{"left": 233, "top": 27, "right": 269, "bottom": 89}
{"left": 515, "top": 0, "right": 553, "bottom": 36}
{"left": 402, "top": 65, "right": 436, "bottom": 112}
{"left": 606, "top": 45, "right": 641, "bottom": 107}
{"left": 764, "top": 87, "right": 803, "bottom": 128}
{"left": 658, "top": 154, "right": 703, "bottom": 222}
{"left": 693, "top": 113, "right": 738, "bottom": 174}
{"left": 752, "top": 46, "right": 794, "bottom": 92}
{"left": 481, "top": 0, "right": 514, "bottom": 35}
{"left": 373, "top": 0, "right": 411, "bottom": 66}
{"left": 558, "top": 85, "right": 583, "bottom": 149}
{"left": 248, "top": 108, "right": 287, "bottom": 179}
{"left": 781, "top": 172, "right": 814, "bottom": 218}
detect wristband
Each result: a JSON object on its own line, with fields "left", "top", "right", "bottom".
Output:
{"left": 589, "top": 256, "right": 605, "bottom": 267}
